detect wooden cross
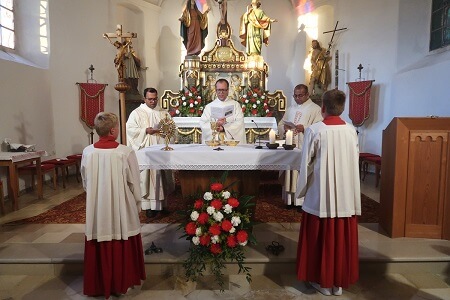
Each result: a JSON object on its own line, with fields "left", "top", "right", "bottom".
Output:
{"left": 103, "top": 24, "right": 137, "bottom": 81}
{"left": 322, "top": 21, "right": 347, "bottom": 89}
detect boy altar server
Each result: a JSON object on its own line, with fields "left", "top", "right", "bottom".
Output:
{"left": 295, "top": 89, "right": 361, "bottom": 296}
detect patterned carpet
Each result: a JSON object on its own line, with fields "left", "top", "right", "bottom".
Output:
{"left": 4, "top": 183, "right": 379, "bottom": 225}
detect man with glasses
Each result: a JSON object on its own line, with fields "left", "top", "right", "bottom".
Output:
{"left": 277, "top": 84, "right": 322, "bottom": 209}
{"left": 200, "top": 78, "right": 246, "bottom": 143}
{"left": 126, "top": 87, "right": 173, "bottom": 218}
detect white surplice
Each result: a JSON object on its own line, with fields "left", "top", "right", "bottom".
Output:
{"left": 296, "top": 122, "right": 361, "bottom": 217}
{"left": 81, "top": 145, "right": 142, "bottom": 242}
{"left": 277, "top": 98, "right": 322, "bottom": 205}
{"left": 199, "top": 98, "right": 246, "bottom": 144}
{"left": 126, "top": 103, "right": 170, "bottom": 211}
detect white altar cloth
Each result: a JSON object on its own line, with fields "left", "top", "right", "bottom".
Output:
{"left": 136, "top": 144, "right": 300, "bottom": 171}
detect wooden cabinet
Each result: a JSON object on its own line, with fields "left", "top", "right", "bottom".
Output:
{"left": 380, "top": 117, "right": 450, "bottom": 239}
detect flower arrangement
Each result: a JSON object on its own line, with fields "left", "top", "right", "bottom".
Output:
{"left": 240, "top": 87, "right": 273, "bottom": 117}
{"left": 169, "top": 85, "right": 204, "bottom": 117}
{"left": 179, "top": 172, "right": 256, "bottom": 291}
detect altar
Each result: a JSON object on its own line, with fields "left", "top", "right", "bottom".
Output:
{"left": 136, "top": 144, "right": 300, "bottom": 198}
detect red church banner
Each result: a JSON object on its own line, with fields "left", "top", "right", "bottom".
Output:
{"left": 77, "top": 83, "right": 107, "bottom": 128}
{"left": 347, "top": 80, "right": 375, "bottom": 127}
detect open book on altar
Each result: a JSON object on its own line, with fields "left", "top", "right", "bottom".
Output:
{"left": 211, "top": 105, "right": 234, "bottom": 119}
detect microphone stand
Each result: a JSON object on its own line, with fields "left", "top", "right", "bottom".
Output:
{"left": 251, "top": 119, "right": 263, "bottom": 149}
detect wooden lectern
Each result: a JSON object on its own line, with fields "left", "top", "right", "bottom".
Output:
{"left": 380, "top": 117, "right": 450, "bottom": 240}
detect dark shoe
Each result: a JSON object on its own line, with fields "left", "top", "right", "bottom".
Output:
{"left": 285, "top": 204, "right": 294, "bottom": 210}
{"left": 296, "top": 205, "right": 303, "bottom": 212}
{"left": 146, "top": 209, "right": 158, "bottom": 218}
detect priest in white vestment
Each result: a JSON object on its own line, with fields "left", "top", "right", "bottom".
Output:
{"left": 126, "top": 87, "right": 172, "bottom": 218}
{"left": 200, "top": 78, "right": 246, "bottom": 144}
{"left": 277, "top": 84, "right": 322, "bottom": 207}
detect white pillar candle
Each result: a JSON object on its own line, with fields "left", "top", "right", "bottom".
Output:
{"left": 269, "top": 129, "right": 276, "bottom": 144}
{"left": 286, "top": 130, "right": 293, "bottom": 146}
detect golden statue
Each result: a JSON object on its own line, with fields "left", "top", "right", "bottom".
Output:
{"left": 309, "top": 39, "right": 331, "bottom": 94}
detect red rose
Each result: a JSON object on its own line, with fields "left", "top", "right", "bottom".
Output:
{"left": 210, "top": 183, "right": 223, "bottom": 192}
{"left": 197, "top": 212, "right": 209, "bottom": 225}
{"left": 251, "top": 109, "right": 258, "bottom": 115}
{"left": 242, "top": 107, "right": 246, "bottom": 112}
{"left": 209, "top": 224, "right": 221, "bottom": 236}
{"left": 169, "top": 110, "right": 176, "bottom": 117}
{"left": 189, "top": 108, "right": 195, "bottom": 113}
{"left": 211, "top": 199, "right": 223, "bottom": 210}
{"left": 191, "top": 87, "right": 197, "bottom": 92}
{"left": 236, "top": 230, "right": 248, "bottom": 244}
{"left": 221, "top": 219, "right": 233, "bottom": 232}
{"left": 185, "top": 222, "right": 197, "bottom": 235}
{"left": 251, "top": 98, "right": 256, "bottom": 103}
{"left": 227, "top": 197, "right": 239, "bottom": 208}
{"left": 194, "top": 199, "right": 204, "bottom": 210}
{"left": 210, "top": 243, "right": 222, "bottom": 255}
{"left": 227, "top": 235, "right": 237, "bottom": 248}
{"left": 189, "top": 99, "right": 195, "bottom": 104}
{"left": 185, "top": 91, "right": 189, "bottom": 96}
{"left": 199, "top": 234, "right": 210, "bottom": 246}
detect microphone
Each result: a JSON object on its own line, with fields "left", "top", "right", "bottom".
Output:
{"left": 251, "top": 119, "right": 263, "bottom": 149}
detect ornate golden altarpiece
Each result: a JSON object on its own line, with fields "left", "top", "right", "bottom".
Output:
{"left": 161, "top": 23, "right": 286, "bottom": 144}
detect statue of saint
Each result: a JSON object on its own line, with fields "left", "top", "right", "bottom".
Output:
{"left": 179, "top": 0, "right": 210, "bottom": 56}
{"left": 229, "top": 74, "right": 242, "bottom": 101}
{"left": 239, "top": 0, "right": 277, "bottom": 56}
{"left": 309, "top": 39, "right": 331, "bottom": 95}
{"left": 204, "top": 74, "right": 217, "bottom": 102}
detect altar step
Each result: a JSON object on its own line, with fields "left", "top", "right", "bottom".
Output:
{"left": 1, "top": 223, "right": 449, "bottom": 278}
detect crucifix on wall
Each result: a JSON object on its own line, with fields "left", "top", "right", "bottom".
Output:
{"left": 103, "top": 24, "right": 138, "bottom": 144}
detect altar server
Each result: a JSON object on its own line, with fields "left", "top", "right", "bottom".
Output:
{"left": 295, "top": 89, "right": 361, "bottom": 296}
{"left": 126, "top": 87, "right": 172, "bottom": 218}
{"left": 277, "top": 84, "right": 322, "bottom": 208}
{"left": 200, "top": 78, "right": 246, "bottom": 144}
{"left": 81, "top": 112, "right": 145, "bottom": 298}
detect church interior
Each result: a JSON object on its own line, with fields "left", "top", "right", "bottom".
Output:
{"left": 0, "top": 0, "right": 450, "bottom": 298}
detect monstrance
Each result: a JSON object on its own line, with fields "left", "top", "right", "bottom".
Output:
{"left": 158, "top": 115, "right": 177, "bottom": 151}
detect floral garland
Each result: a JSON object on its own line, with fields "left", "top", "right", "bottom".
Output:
{"left": 179, "top": 172, "right": 256, "bottom": 291}
{"left": 169, "top": 85, "right": 204, "bottom": 117}
{"left": 240, "top": 87, "right": 273, "bottom": 117}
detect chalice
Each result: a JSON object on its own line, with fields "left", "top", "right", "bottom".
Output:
{"left": 208, "top": 120, "right": 220, "bottom": 146}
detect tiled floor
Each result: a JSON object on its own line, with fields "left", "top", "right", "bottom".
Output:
{"left": 0, "top": 174, "right": 449, "bottom": 299}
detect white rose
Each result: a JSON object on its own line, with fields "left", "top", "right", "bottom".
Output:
{"left": 194, "top": 101, "right": 198, "bottom": 105}
{"left": 223, "top": 204, "right": 233, "bottom": 214}
{"left": 197, "top": 96, "right": 201, "bottom": 99}
{"left": 229, "top": 227, "right": 236, "bottom": 234}
{"left": 245, "top": 99, "right": 249, "bottom": 104}
{"left": 231, "top": 216, "right": 241, "bottom": 226}
{"left": 213, "top": 211, "right": 224, "bottom": 222}
{"left": 222, "top": 191, "right": 230, "bottom": 199}
{"left": 190, "top": 211, "right": 199, "bottom": 221}
{"left": 190, "top": 103, "right": 194, "bottom": 108}
{"left": 261, "top": 95, "right": 266, "bottom": 99}
{"left": 189, "top": 92, "right": 193, "bottom": 96}
{"left": 211, "top": 235, "right": 220, "bottom": 244}
{"left": 182, "top": 102, "right": 187, "bottom": 106}
{"left": 239, "top": 241, "right": 248, "bottom": 246}
{"left": 176, "top": 109, "right": 180, "bottom": 114}
{"left": 207, "top": 206, "right": 215, "bottom": 215}
{"left": 257, "top": 100, "right": 261, "bottom": 104}
{"left": 204, "top": 192, "right": 213, "bottom": 201}
{"left": 192, "top": 236, "right": 200, "bottom": 245}
{"left": 252, "top": 104, "right": 257, "bottom": 108}
{"left": 243, "top": 95, "right": 247, "bottom": 98}
{"left": 182, "top": 96, "right": 186, "bottom": 100}
{"left": 253, "top": 93, "right": 257, "bottom": 97}
{"left": 195, "top": 228, "right": 202, "bottom": 236}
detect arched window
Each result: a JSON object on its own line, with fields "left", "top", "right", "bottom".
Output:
{"left": 0, "top": 0, "right": 15, "bottom": 49}
{"left": 430, "top": 0, "right": 450, "bottom": 51}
